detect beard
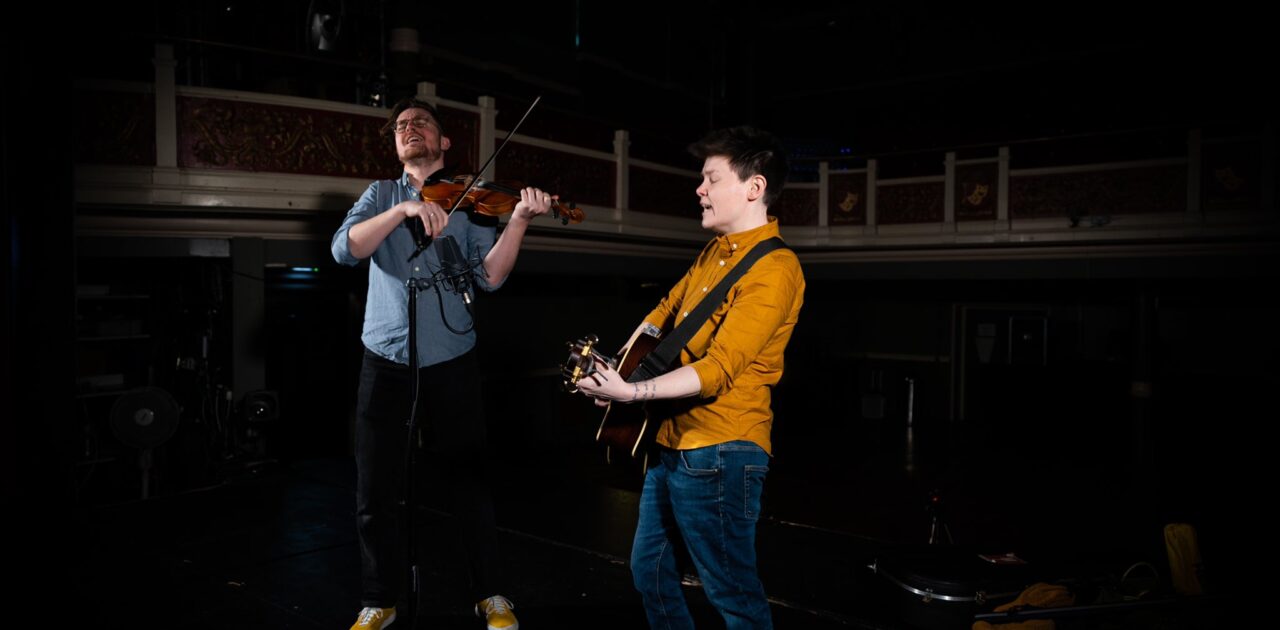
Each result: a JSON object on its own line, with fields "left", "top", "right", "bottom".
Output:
{"left": 398, "top": 138, "right": 442, "bottom": 164}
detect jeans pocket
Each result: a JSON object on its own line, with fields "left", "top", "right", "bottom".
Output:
{"left": 679, "top": 446, "right": 720, "bottom": 476}
{"left": 743, "top": 464, "right": 769, "bottom": 520}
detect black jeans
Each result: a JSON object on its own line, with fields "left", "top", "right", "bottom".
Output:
{"left": 354, "top": 348, "right": 499, "bottom": 608}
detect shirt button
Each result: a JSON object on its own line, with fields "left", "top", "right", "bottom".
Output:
{"left": 719, "top": 260, "right": 726, "bottom": 267}
{"left": 682, "top": 312, "right": 689, "bottom": 318}
{"left": 414, "top": 267, "right": 420, "bottom": 272}
{"left": 731, "top": 243, "right": 738, "bottom": 250}
{"left": 702, "top": 287, "right": 708, "bottom": 292}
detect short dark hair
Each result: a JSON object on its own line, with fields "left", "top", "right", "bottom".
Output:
{"left": 381, "top": 97, "right": 442, "bottom": 136}
{"left": 688, "top": 126, "right": 789, "bottom": 208}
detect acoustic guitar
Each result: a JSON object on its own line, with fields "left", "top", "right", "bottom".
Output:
{"left": 561, "top": 323, "right": 667, "bottom": 463}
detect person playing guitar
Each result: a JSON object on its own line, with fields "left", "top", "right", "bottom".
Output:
{"left": 572, "top": 126, "right": 805, "bottom": 630}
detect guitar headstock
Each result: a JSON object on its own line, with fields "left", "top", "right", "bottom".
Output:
{"left": 561, "top": 334, "right": 610, "bottom": 392}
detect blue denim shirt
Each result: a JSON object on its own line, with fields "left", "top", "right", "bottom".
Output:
{"left": 332, "top": 172, "right": 502, "bottom": 367}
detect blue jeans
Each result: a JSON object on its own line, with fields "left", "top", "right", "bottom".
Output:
{"left": 631, "top": 441, "right": 772, "bottom": 629}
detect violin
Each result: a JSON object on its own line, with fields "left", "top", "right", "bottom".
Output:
{"left": 421, "top": 174, "right": 584, "bottom": 225}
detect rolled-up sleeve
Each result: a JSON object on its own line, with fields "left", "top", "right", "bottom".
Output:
{"left": 688, "top": 254, "right": 803, "bottom": 398}
{"left": 332, "top": 182, "right": 381, "bottom": 266}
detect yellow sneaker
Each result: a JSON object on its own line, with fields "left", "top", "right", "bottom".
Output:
{"left": 350, "top": 606, "right": 396, "bottom": 630}
{"left": 475, "top": 595, "right": 518, "bottom": 630}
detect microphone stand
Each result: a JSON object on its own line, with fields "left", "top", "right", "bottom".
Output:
{"left": 402, "top": 276, "right": 425, "bottom": 626}
{"left": 400, "top": 254, "right": 487, "bottom": 626}
{"left": 401, "top": 268, "right": 473, "bottom": 627}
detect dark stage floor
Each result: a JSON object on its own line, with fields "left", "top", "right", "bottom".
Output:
{"left": 48, "top": 415, "right": 1243, "bottom": 629}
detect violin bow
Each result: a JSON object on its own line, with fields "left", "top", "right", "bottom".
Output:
{"left": 408, "top": 95, "right": 542, "bottom": 262}
{"left": 444, "top": 94, "right": 542, "bottom": 217}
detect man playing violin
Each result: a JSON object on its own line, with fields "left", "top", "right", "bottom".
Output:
{"left": 332, "top": 97, "right": 549, "bottom": 630}
{"left": 575, "top": 127, "right": 805, "bottom": 630}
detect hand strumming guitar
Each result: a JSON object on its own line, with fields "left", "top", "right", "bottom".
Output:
{"left": 576, "top": 357, "right": 640, "bottom": 406}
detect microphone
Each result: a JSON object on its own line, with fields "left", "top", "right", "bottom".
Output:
{"left": 433, "top": 235, "right": 476, "bottom": 304}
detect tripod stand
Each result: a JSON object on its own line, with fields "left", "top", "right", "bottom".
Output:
{"left": 927, "top": 488, "right": 954, "bottom": 545}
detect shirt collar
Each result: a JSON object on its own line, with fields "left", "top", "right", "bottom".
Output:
{"left": 400, "top": 166, "right": 453, "bottom": 193}
{"left": 714, "top": 216, "right": 780, "bottom": 258}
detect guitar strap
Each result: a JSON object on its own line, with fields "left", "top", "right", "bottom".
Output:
{"left": 630, "top": 236, "right": 789, "bottom": 382}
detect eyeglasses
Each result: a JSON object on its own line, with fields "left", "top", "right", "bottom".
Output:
{"left": 393, "top": 117, "right": 435, "bottom": 133}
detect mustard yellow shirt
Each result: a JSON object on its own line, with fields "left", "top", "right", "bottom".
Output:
{"left": 643, "top": 217, "right": 805, "bottom": 455}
